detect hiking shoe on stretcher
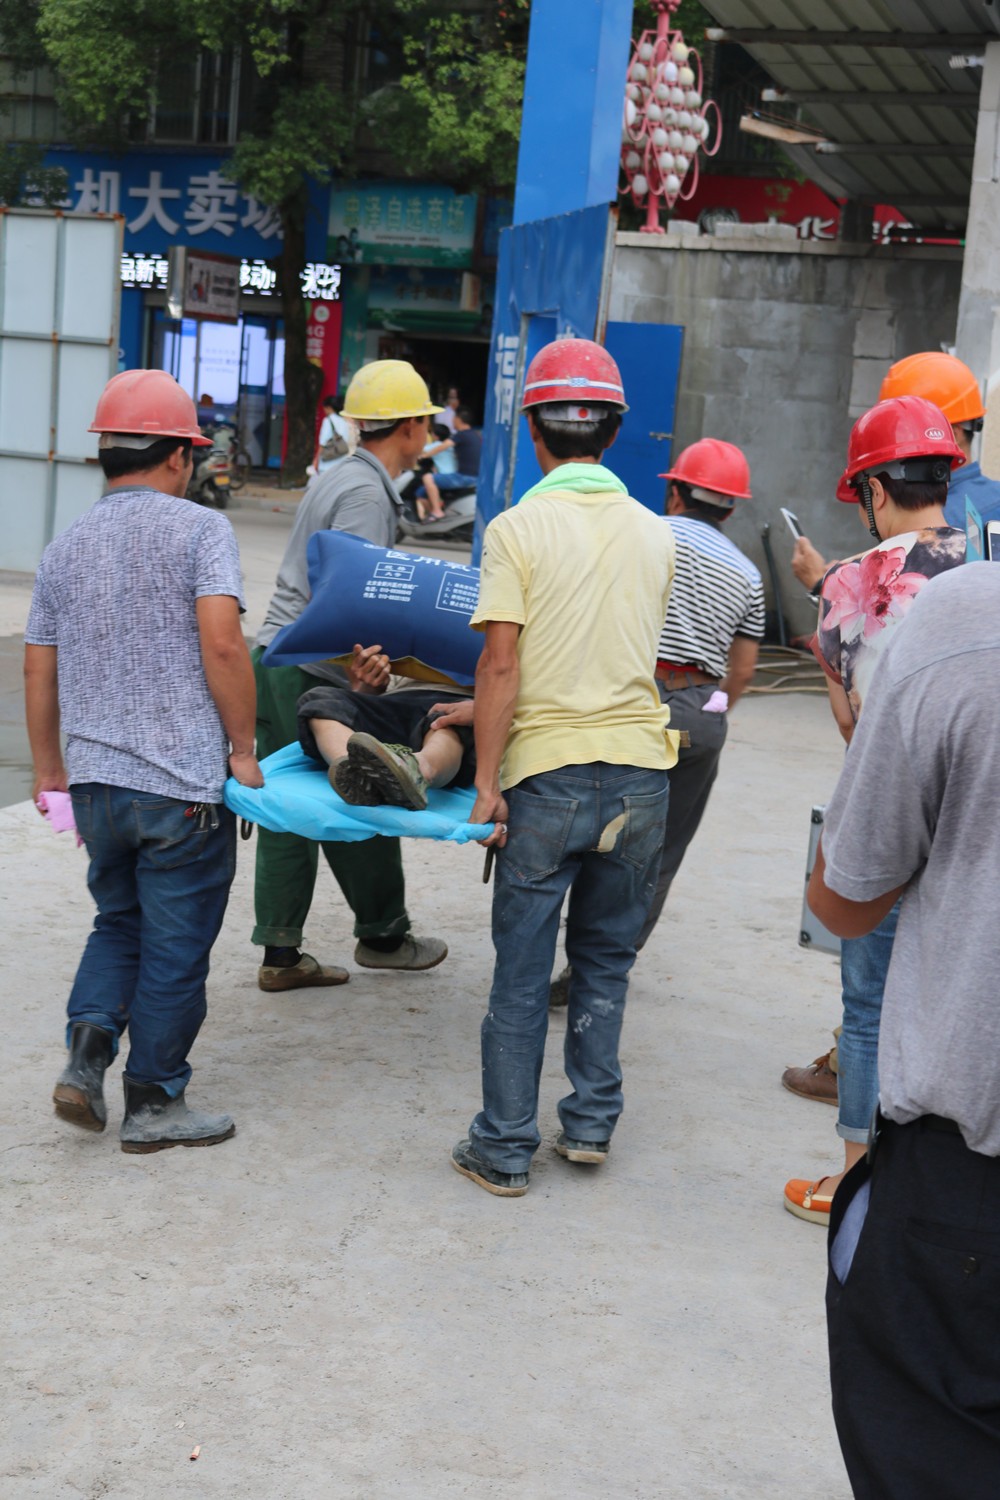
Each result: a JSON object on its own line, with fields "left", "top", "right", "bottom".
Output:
{"left": 340, "top": 733, "right": 428, "bottom": 810}
{"left": 329, "top": 756, "right": 377, "bottom": 804}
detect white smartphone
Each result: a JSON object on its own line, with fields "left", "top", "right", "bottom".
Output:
{"left": 987, "top": 520, "right": 1000, "bottom": 561}
{"left": 780, "top": 506, "right": 803, "bottom": 540}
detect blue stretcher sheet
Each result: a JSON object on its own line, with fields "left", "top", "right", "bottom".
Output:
{"left": 223, "top": 744, "right": 493, "bottom": 844}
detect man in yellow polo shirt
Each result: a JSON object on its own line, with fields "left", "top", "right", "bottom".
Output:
{"left": 451, "top": 339, "right": 678, "bottom": 1197}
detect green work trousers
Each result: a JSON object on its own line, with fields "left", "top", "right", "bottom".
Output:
{"left": 251, "top": 649, "right": 410, "bottom": 947}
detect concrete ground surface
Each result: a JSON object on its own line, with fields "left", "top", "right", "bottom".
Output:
{"left": 1, "top": 496, "right": 852, "bottom": 1499}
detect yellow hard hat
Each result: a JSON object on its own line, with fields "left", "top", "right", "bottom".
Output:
{"left": 340, "top": 360, "right": 444, "bottom": 421}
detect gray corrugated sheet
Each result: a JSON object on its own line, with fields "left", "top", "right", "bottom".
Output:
{"left": 699, "top": 0, "right": 1000, "bottom": 226}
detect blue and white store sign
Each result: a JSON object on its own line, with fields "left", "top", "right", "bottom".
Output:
{"left": 43, "top": 148, "right": 335, "bottom": 371}
{"left": 44, "top": 147, "right": 330, "bottom": 262}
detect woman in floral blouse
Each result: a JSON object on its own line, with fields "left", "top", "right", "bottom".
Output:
{"left": 785, "top": 397, "right": 967, "bottom": 1227}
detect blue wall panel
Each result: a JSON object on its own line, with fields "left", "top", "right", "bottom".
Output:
{"left": 603, "top": 320, "right": 684, "bottom": 513}
{"left": 513, "top": 0, "right": 634, "bottom": 226}
{"left": 474, "top": 203, "right": 613, "bottom": 558}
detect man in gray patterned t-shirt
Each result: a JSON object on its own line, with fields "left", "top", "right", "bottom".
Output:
{"left": 809, "top": 564, "right": 1000, "bottom": 1495}
{"left": 24, "top": 370, "right": 262, "bottom": 1154}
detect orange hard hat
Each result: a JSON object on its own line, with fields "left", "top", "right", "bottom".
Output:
{"left": 660, "top": 438, "right": 752, "bottom": 506}
{"left": 521, "top": 338, "right": 628, "bottom": 412}
{"left": 835, "top": 396, "right": 964, "bottom": 503}
{"left": 879, "top": 351, "right": 985, "bottom": 427}
{"left": 89, "top": 370, "right": 212, "bottom": 446}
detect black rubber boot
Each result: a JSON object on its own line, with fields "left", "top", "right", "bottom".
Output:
{"left": 119, "top": 1077, "right": 235, "bottom": 1154}
{"left": 53, "top": 1023, "right": 114, "bottom": 1132}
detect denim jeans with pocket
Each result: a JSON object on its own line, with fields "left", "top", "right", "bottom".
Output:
{"left": 67, "top": 784, "right": 237, "bottom": 1095}
{"left": 837, "top": 900, "right": 900, "bottom": 1143}
{"left": 469, "top": 762, "right": 668, "bottom": 1173}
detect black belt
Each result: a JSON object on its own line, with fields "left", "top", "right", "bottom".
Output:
{"left": 919, "top": 1114, "right": 962, "bottom": 1135}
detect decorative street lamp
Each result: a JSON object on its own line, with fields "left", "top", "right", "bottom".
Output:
{"left": 621, "top": 0, "right": 722, "bottom": 233}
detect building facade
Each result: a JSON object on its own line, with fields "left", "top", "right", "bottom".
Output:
{"left": 3, "top": 42, "right": 508, "bottom": 466}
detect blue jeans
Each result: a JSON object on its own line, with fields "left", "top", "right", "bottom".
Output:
{"left": 469, "top": 763, "right": 669, "bottom": 1173}
{"left": 67, "top": 785, "right": 237, "bottom": 1095}
{"left": 416, "top": 472, "right": 478, "bottom": 496}
{"left": 837, "top": 901, "right": 900, "bottom": 1143}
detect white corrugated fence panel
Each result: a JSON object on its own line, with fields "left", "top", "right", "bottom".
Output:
{"left": 2, "top": 459, "right": 50, "bottom": 572}
{"left": 56, "top": 343, "right": 110, "bottom": 460}
{"left": 0, "top": 338, "right": 52, "bottom": 455}
{"left": 1, "top": 214, "right": 57, "bottom": 335}
{"left": 0, "top": 210, "right": 120, "bottom": 569}
{"left": 51, "top": 462, "right": 105, "bottom": 539}
{"left": 60, "top": 217, "right": 119, "bottom": 341}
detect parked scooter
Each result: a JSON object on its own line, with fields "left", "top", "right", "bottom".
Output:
{"left": 187, "top": 422, "right": 234, "bottom": 508}
{"left": 396, "top": 481, "right": 476, "bottom": 545}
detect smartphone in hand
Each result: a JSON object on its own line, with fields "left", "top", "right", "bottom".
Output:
{"left": 780, "top": 507, "right": 803, "bottom": 540}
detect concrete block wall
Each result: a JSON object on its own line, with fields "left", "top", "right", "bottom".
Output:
{"left": 957, "top": 41, "right": 1000, "bottom": 482}
{"left": 608, "top": 237, "right": 963, "bottom": 637}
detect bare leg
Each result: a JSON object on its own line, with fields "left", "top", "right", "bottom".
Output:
{"left": 811, "top": 1140, "right": 867, "bottom": 1200}
{"left": 309, "top": 719, "right": 352, "bottom": 765}
{"left": 415, "top": 727, "right": 463, "bottom": 787}
{"left": 422, "top": 474, "right": 446, "bottom": 519}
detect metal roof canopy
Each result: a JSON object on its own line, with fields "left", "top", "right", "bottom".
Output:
{"left": 698, "top": 1, "right": 1000, "bottom": 230}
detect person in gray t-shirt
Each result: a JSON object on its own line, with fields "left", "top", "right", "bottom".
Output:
{"left": 251, "top": 360, "right": 450, "bottom": 992}
{"left": 24, "top": 370, "right": 262, "bottom": 1153}
{"left": 809, "top": 564, "right": 1000, "bottom": 1496}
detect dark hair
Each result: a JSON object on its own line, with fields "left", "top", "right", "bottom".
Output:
{"left": 456, "top": 406, "right": 475, "bottom": 425}
{"left": 323, "top": 394, "right": 337, "bottom": 409}
{"left": 432, "top": 422, "right": 450, "bottom": 441}
{"left": 359, "top": 414, "right": 428, "bottom": 444}
{"left": 874, "top": 471, "right": 949, "bottom": 512}
{"left": 530, "top": 407, "right": 621, "bottom": 460}
{"left": 671, "top": 479, "right": 730, "bottom": 524}
{"left": 99, "top": 437, "right": 192, "bottom": 481}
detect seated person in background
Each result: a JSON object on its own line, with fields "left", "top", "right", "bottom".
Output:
{"left": 412, "top": 423, "right": 457, "bottom": 521}
{"left": 297, "top": 643, "right": 475, "bottom": 810}
{"left": 418, "top": 408, "right": 481, "bottom": 516}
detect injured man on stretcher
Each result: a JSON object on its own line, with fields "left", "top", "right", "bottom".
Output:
{"left": 296, "top": 642, "right": 476, "bottom": 811}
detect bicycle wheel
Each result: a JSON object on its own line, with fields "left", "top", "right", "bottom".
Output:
{"left": 229, "top": 449, "right": 251, "bottom": 492}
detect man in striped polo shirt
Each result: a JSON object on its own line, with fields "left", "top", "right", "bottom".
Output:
{"left": 551, "top": 437, "right": 762, "bottom": 1004}
{"left": 636, "top": 438, "right": 764, "bottom": 948}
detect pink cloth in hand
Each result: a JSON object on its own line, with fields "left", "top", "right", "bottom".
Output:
{"left": 36, "top": 790, "right": 83, "bottom": 846}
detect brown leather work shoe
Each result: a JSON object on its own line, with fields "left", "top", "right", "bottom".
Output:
{"left": 258, "top": 953, "right": 349, "bottom": 992}
{"left": 781, "top": 1051, "right": 838, "bottom": 1105}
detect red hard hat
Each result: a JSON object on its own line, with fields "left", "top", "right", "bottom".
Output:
{"left": 660, "top": 438, "right": 752, "bottom": 502}
{"left": 835, "top": 395, "right": 964, "bottom": 503}
{"left": 89, "top": 370, "right": 212, "bottom": 445}
{"left": 521, "top": 338, "right": 628, "bottom": 412}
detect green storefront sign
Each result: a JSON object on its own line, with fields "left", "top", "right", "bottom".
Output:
{"left": 328, "top": 181, "right": 477, "bottom": 268}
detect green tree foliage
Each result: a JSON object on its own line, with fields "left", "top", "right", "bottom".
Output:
{"left": 388, "top": 1, "right": 529, "bottom": 193}
{"left": 0, "top": 144, "right": 67, "bottom": 207}
{"left": 0, "top": 0, "right": 67, "bottom": 203}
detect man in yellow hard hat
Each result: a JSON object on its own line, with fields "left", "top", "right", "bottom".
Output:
{"left": 252, "top": 360, "right": 449, "bottom": 987}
